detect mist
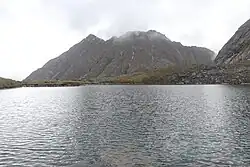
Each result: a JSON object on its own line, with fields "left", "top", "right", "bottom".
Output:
{"left": 0, "top": 0, "right": 250, "bottom": 79}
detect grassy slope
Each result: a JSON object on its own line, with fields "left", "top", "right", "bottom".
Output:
{"left": 23, "top": 80, "right": 89, "bottom": 87}
{"left": 100, "top": 65, "right": 187, "bottom": 84}
{"left": 0, "top": 77, "right": 21, "bottom": 89}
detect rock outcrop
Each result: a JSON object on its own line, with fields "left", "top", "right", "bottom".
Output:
{"left": 215, "top": 19, "right": 250, "bottom": 65}
{"left": 25, "top": 30, "right": 214, "bottom": 81}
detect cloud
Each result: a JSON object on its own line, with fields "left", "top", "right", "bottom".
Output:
{"left": 42, "top": 0, "right": 250, "bottom": 49}
{"left": 0, "top": 0, "right": 83, "bottom": 80}
{"left": 0, "top": 0, "right": 250, "bottom": 79}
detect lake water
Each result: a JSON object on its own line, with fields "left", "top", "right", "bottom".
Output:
{"left": 0, "top": 85, "right": 250, "bottom": 167}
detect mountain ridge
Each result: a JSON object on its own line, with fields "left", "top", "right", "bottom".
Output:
{"left": 25, "top": 30, "right": 215, "bottom": 81}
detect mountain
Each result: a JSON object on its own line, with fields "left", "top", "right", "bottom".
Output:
{"left": 25, "top": 30, "right": 215, "bottom": 81}
{"left": 215, "top": 19, "right": 250, "bottom": 65}
{"left": 0, "top": 77, "right": 21, "bottom": 89}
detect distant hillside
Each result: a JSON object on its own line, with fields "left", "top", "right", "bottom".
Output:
{"left": 25, "top": 30, "right": 215, "bottom": 81}
{"left": 0, "top": 77, "right": 21, "bottom": 89}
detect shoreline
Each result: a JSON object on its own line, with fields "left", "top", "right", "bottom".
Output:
{"left": 3, "top": 63, "right": 250, "bottom": 89}
{"left": 1, "top": 82, "right": 250, "bottom": 90}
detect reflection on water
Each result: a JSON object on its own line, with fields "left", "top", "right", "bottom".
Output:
{"left": 0, "top": 85, "right": 250, "bottom": 166}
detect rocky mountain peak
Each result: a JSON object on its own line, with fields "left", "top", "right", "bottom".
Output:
{"left": 114, "top": 30, "right": 170, "bottom": 42}
{"left": 82, "top": 34, "right": 104, "bottom": 43}
{"left": 86, "top": 34, "right": 97, "bottom": 39}
{"left": 146, "top": 30, "right": 171, "bottom": 41}
{"left": 25, "top": 30, "right": 214, "bottom": 81}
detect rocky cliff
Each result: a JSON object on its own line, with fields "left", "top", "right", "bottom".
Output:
{"left": 25, "top": 30, "right": 214, "bottom": 81}
{"left": 215, "top": 19, "right": 250, "bottom": 65}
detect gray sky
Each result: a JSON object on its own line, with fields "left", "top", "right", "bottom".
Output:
{"left": 1, "top": 0, "right": 250, "bottom": 80}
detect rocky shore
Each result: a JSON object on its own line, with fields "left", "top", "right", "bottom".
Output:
{"left": 3, "top": 63, "right": 250, "bottom": 88}
{"left": 142, "top": 64, "right": 250, "bottom": 85}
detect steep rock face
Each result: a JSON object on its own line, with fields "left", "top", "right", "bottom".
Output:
{"left": 25, "top": 30, "right": 214, "bottom": 81}
{"left": 215, "top": 19, "right": 250, "bottom": 65}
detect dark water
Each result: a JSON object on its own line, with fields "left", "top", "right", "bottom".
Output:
{"left": 0, "top": 85, "right": 250, "bottom": 167}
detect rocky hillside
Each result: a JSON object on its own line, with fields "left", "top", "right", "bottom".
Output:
{"left": 139, "top": 63, "right": 250, "bottom": 85}
{"left": 25, "top": 30, "right": 214, "bottom": 81}
{"left": 139, "top": 19, "right": 250, "bottom": 85}
{"left": 215, "top": 19, "right": 250, "bottom": 65}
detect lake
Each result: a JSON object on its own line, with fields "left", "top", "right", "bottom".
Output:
{"left": 0, "top": 85, "right": 250, "bottom": 166}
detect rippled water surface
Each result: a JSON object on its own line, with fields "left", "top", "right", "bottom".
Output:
{"left": 1, "top": 85, "right": 250, "bottom": 166}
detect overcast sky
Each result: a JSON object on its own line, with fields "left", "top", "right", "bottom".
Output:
{"left": 1, "top": 0, "right": 250, "bottom": 80}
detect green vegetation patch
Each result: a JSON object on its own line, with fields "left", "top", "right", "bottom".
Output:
{"left": 23, "top": 80, "right": 89, "bottom": 87}
{"left": 0, "top": 77, "right": 21, "bottom": 89}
